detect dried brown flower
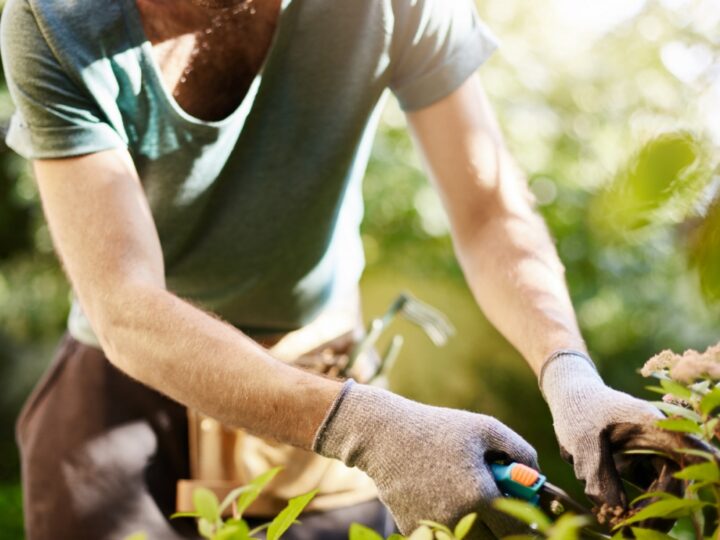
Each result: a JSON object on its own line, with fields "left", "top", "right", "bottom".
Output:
{"left": 592, "top": 503, "right": 638, "bottom": 529}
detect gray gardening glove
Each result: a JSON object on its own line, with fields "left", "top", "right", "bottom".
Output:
{"left": 540, "top": 351, "right": 666, "bottom": 509}
{"left": 313, "top": 379, "right": 539, "bottom": 538}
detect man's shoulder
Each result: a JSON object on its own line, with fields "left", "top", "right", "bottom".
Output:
{"left": 5, "top": 0, "right": 127, "bottom": 66}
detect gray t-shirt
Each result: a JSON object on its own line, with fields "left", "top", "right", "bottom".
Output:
{"left": 1, "top": 0, "right": 497, "bottom": 344}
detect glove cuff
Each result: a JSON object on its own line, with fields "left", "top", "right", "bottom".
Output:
{"left": 539, "top": 349, "right": 600, "bottom": 401}
{"left": 312, "top": 378, "right": 356, "bottom": 454}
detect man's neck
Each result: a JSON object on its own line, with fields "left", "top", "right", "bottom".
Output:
{"left": 134, "top": 0, "right": 277, "bottom": 64}
{"left": 190, "top": 0, "right": 252, "bottom": 8}
{"left": 135, "top": 0, "right": 258, "bottom": 43}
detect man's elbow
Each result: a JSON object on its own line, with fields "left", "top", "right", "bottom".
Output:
{"left": 90, "top": 283, "right": 169, "bottom": 375}
{"left": 451, "top": 183, "right": 538, "bottom": 243}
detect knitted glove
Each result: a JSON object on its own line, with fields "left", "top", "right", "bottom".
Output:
{"left": 540, "top": 351, "right": 665, "bottom": 508}
{"left": 313, "top": 380, "right": 539, "bottom": 538}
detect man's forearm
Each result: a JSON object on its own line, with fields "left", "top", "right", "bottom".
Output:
{"left": 96, "top": 284, "right": 342, "bottom": 449}
{"left": 32, "top": 151, "right": 342, "bottom": 451}
{"left": 454, "top": 198, "right": 586, "bottom": 373}
{"left": 406, "top": 76, "right": 585, "bottom": 373}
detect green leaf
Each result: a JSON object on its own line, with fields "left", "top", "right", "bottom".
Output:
{"left": 660, "top": 379, "right": 693, "bottom": 400}
{"left": 198, "top": 517, "right": 216, "bottom": 539}
{"left": 234, "top": 467, "right": 283, "bottom": 518}
{"left": 454, "top": 513, "right": 477, "bottom": 540}
{"left": 649, "top": 401, "right": 702, "bottom": 423}
{"left": 348, "top": 523, "right": 385, "bottom": 540}
{"left": 615, "top": 498, "right": 707, "bottom": 527}
{"left": 386, "top": 534, "right": 406, "bottom": 540}
{"left": 674, "top": 461, "right": 720, "bottom": 481}
{"left": 645, "top": 385, "right": 669, "bottom": 395}
{"left": 407, "top": 525, "right": 433, "bottom": 540}
{"left": 686, "top": 480, "right": 716, "bottom": 493}
{"left": 655, "top": 418, "right": 703, "bottom": 435}
{"left": 266, "top": 489, "right": 318, "bottom": 540}
{"left": 247, "top": 523, "right": 271, "bottom": 537}
{"left": 629, "top": 528, "right": 675, "bottom": 540}
{"left": 492, "top": 498, "right": 551, "bottom": 533}
{"left": 193, "top": 488, "right": 221, "bottom": 524}
{"left": 500, "top": 536, "right": 537, "bottom": 540}
{"left": 417, "top": 520, "right": 453, "bottom": 536}
{"left": 700, "top": 388, "right": 720, "bottom": 416}
{"left": 218, "top": 485, "right": 252, "bottom": 516}
{"left": 213, "top": 520, "right": 250, "bottom": 540}
{"left": 668, "top": 516, "right": 700, "bottom": 540}
{"left": 547, "top": 513, "right": 590, "bottom": 540}
{"left": 170, "top": 511, "right": 201, "bottom": 519}
{"left": 630, "top": 491, "right": 676, "bottom": 505}
{"left": 123, "top": 533, "right": 148, "bottom": 540}
{"left": 225, "top": 518, "right": 248, "bottom": 526}
{"left": 248, "top": 467, "right": 283, "bottom": 491}
{"left": 435, "top": 531, "right": 454, "bottom": 540}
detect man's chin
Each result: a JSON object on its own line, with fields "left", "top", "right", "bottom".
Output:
{"left": 189, "top": 0, "right": 250, "bottom": 8}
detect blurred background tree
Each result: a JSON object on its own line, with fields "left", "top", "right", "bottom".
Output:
{"left": 0, "top": 0, "right": 718, "bottom": 537}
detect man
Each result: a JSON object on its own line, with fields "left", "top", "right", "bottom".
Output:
{"left": 1, "top": 0, "right": 664, "bottom": 538}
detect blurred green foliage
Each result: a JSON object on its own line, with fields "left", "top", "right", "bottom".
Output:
{"left": 0, "top": 0, "right": 719, "bottom": 538}
{"left": 689, "top": 196, "right": 720, "bottom": 303}
{"left": 589, "top": 132, "right": 712, "bottom": 238}
{"left": 360, "top": 0, "right": 720, "bottom": 517}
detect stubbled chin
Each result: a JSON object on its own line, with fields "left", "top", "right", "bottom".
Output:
{"left": 189, "top": 0, "right": 249, "bottom": 7}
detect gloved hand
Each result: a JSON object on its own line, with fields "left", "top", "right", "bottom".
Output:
{"left": 313, "top": 379, "right": 539, "bottom": 538}
{"left": 540, "top": 351, "right": 665, "bottom": 508}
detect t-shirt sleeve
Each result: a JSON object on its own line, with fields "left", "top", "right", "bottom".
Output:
{"left": 0, "top": 0, "right": 126, "bottom": 160}
{"left": 389, "top": 0, "right": 498, "bottom": 112}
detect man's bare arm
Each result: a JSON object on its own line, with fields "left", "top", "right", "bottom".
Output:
{"left": 408, "top": 75, "right": 686, "bottom": 508}
{"left": 33, "top": 149, "right": 342, "bottom": 449}
{"left": 406, "top": 74, "right": 586, "bottom": 373}
{"left": 34, "top": 148, "right": 546, "bottom": 533}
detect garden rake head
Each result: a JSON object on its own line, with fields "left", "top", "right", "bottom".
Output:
{"left": 342, "top": 292, "right": 455, "bottom": 382}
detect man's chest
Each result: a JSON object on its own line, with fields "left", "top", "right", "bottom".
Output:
{"left": 136, "top": 0, "right": 281, "bottom": 122}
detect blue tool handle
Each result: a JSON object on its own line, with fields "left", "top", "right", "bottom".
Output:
{"left": 491, "top": 462, "right": 546, "bottom": 505}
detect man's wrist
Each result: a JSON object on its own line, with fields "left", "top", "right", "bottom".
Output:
{"left": 539, "top": 349, "right": 602, "bottom": 402}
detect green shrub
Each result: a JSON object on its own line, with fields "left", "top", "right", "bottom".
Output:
{"left": 124, "top": 467, "right": 317, "bottom": 540}
{"left": 491, "top": 343, "right": 720, "bottom": 540}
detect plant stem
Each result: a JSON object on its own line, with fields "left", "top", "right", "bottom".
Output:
{"left": 711, "top": 484, "right": 720, "bottom": 534}
{"left": 691, "top": 511, "right": 703, "bottom": 540}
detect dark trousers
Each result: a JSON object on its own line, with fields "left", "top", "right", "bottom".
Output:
{"left": 16, "top": 334, "right": 393, "bottom": 540}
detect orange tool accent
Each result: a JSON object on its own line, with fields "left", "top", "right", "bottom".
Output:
{"left": 510, "top": 463, "right": 540, "bottom": 487}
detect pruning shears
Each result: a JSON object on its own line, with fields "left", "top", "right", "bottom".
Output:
{"left": 491, "top": 462, "right": 591, "bottom": 518}
{"left": 491, "top": 462, "right": 613, "bottom": 540}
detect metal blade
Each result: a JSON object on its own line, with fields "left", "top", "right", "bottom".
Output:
{"left": 540, "top": 482, "right": 593, "bottom": 517}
